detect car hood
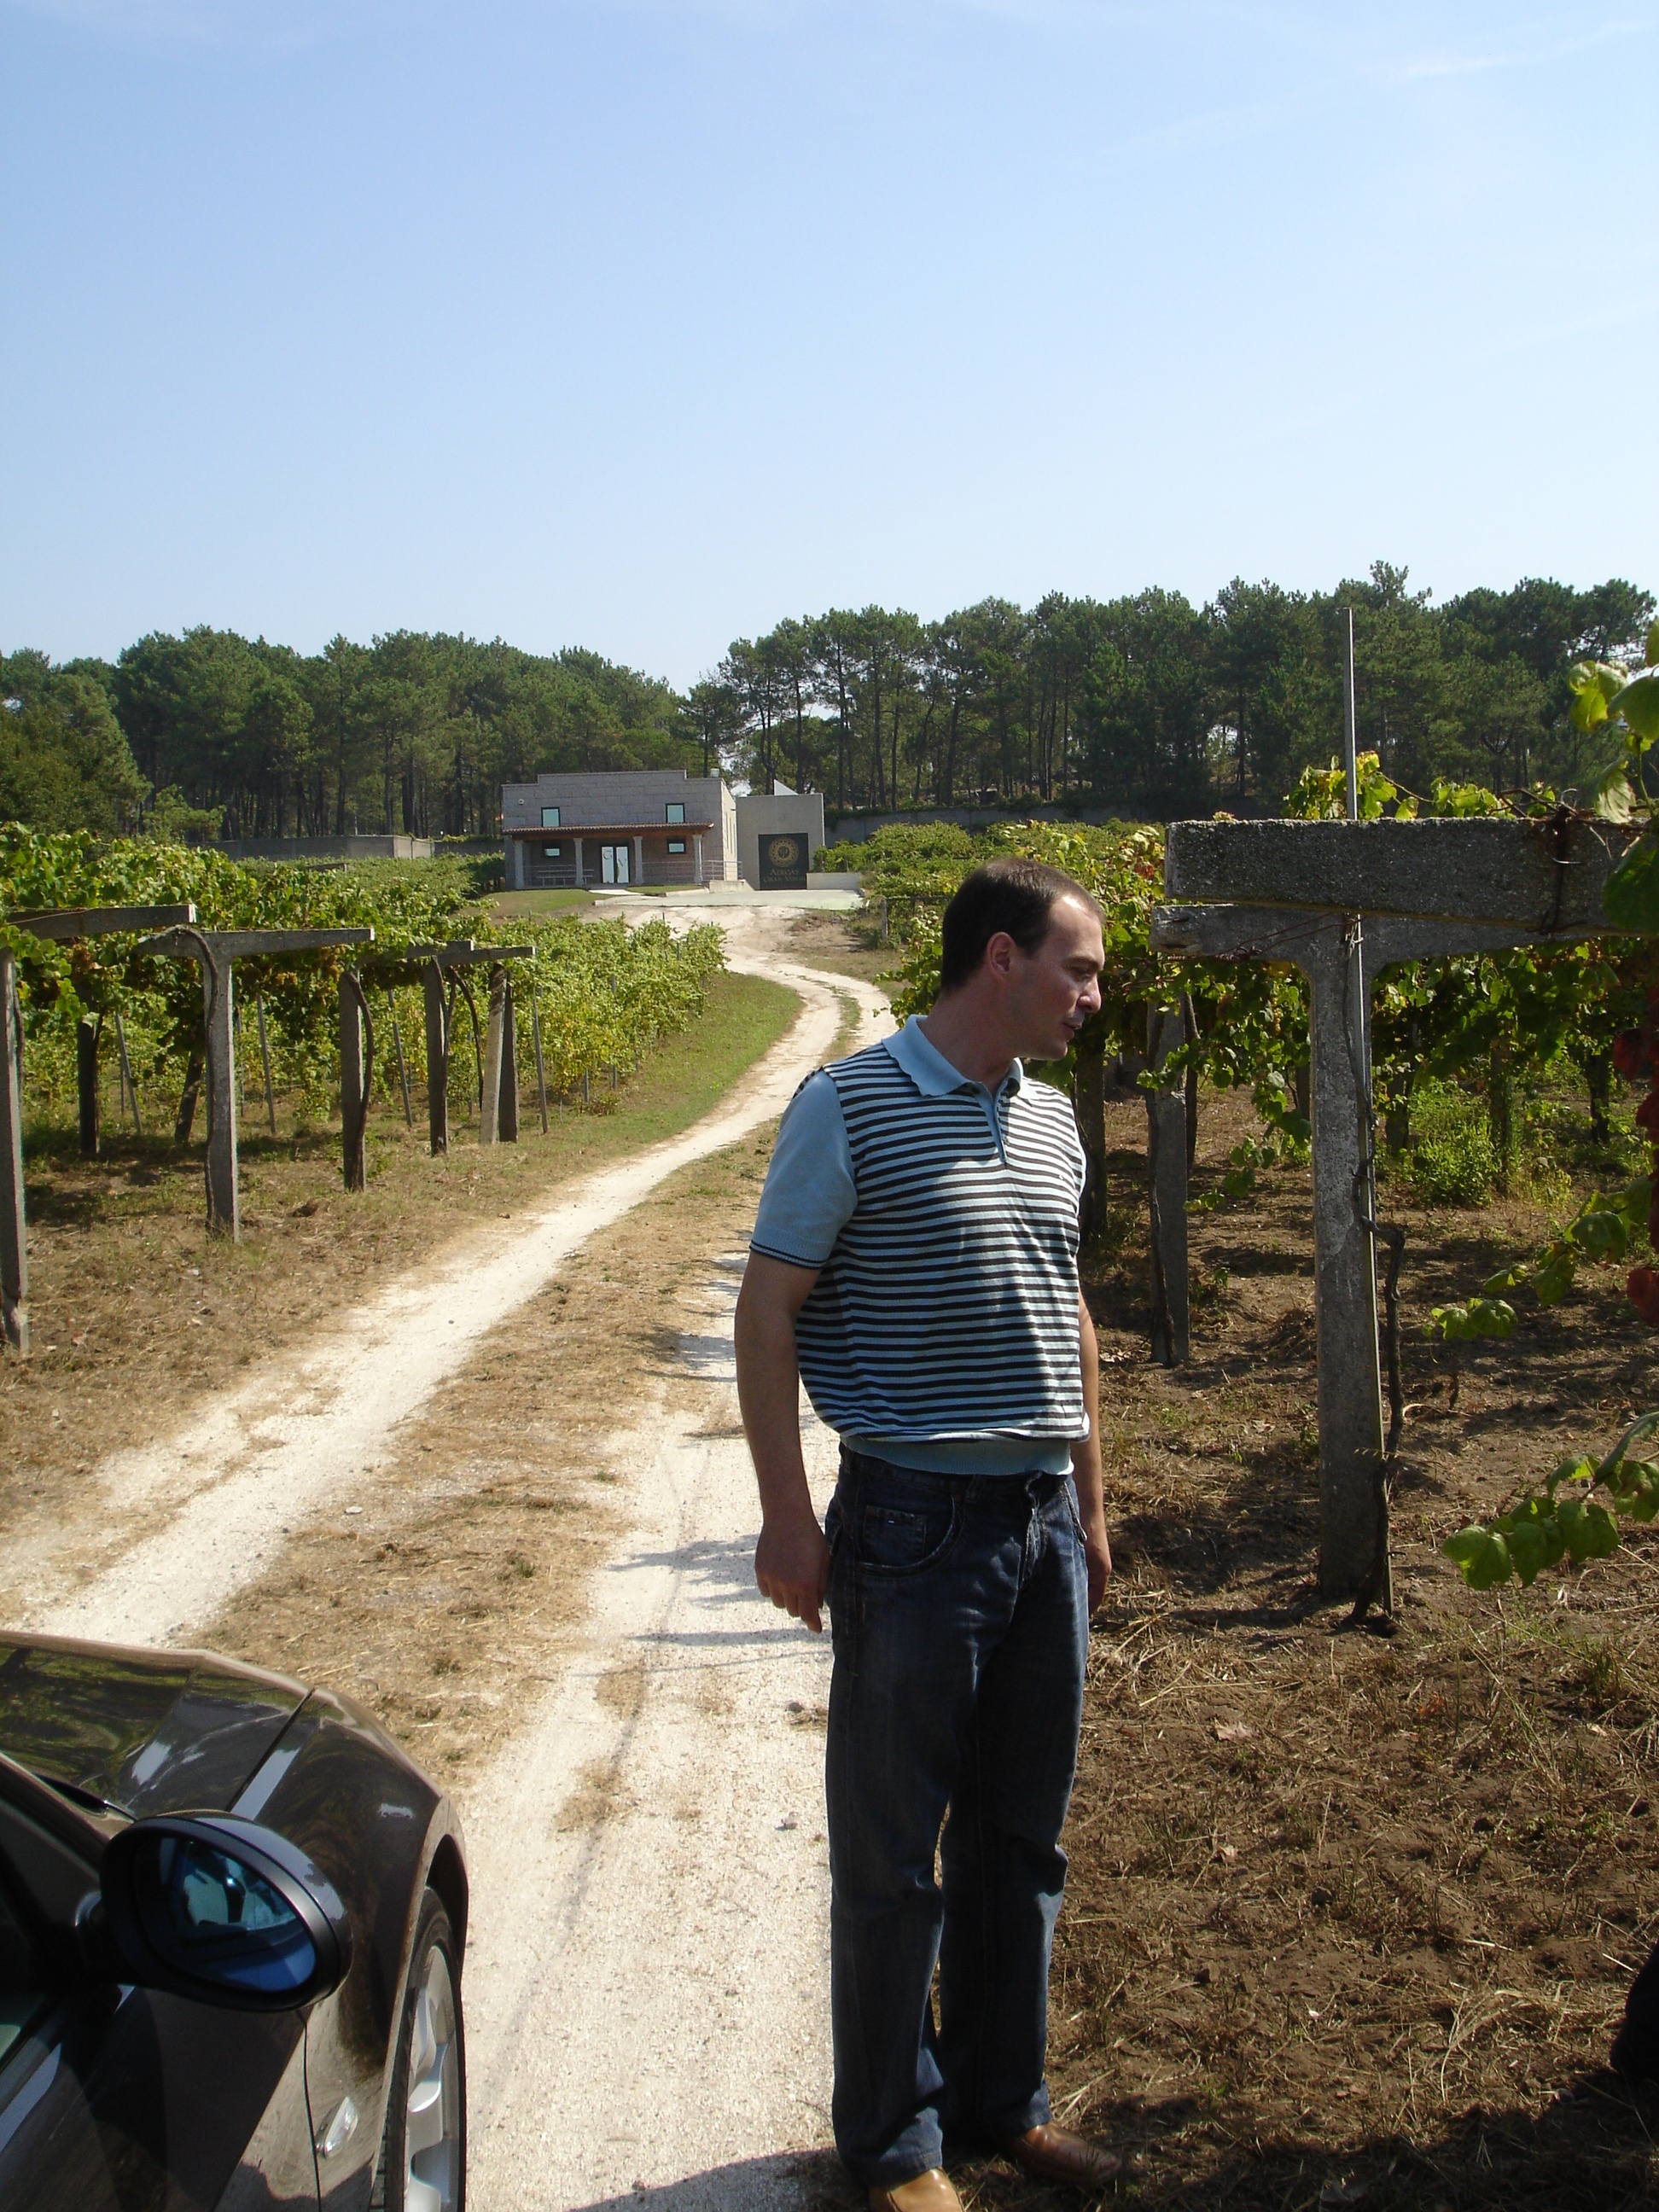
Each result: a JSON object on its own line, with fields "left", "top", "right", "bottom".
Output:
{"left": 0, "top": 1633, "right": 307, "bottom": 1817}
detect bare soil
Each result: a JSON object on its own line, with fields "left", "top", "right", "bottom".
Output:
{"left": 786, "top": 910, "right": 899, "bottom": 988}
{"left": 0, "top": 971, "right": 796, "bottom": 1559}
{"left": 951, "top": 1086, "right": 1659, "bottom": 2211}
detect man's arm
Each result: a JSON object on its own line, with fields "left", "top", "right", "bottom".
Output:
{"left": 735, "top": 1252, "right": 830, "bottom": 1633}
{"left": 1073, "top": 1295, "right": 1113, "bottom": 1614}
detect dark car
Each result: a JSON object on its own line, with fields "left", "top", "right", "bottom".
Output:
{"left": 0, "top": 1632, "right": 467, "bottom": 2210}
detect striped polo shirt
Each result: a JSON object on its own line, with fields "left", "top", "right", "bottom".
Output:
{"left": 749, "top": 1016, "right": 1087, "bottom": 1476}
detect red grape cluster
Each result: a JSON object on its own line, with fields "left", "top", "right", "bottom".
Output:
{"left": 1617, "top": 998, "right": 1659, "bottom": 1326}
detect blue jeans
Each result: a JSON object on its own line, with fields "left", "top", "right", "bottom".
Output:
{"left": 824, "top": 1450, "right": 1090, "bottom": 2188}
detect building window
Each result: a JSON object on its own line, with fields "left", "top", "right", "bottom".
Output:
{"left": 667, "top": 839, "right": 686, "bottom": 854}
{"left": 544, "top": 844, "right": 562, "bottom": 859}
{"left": 541, "top": 806, "right": 561, "bottom": 828}
{"left": 666, "top": 802, "right": 685, "bottom": 824}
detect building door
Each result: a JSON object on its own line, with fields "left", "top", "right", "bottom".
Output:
{"left": 599, "top": 844, "right": 631, "bottom": 885}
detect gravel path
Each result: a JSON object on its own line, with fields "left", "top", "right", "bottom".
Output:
{"left": 462, "top": 1252, "right": 850, "bottom": 2209}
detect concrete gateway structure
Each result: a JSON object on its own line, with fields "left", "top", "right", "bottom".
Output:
{"left": 502, "top": 771, "right": 737, "bottom": 890}
{"left": 501, "top": 771, "right": 828, "bottom": 890}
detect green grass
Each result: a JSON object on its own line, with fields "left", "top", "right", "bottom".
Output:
{"left": 487, "top": 887, "right": 598, "bottom": 918}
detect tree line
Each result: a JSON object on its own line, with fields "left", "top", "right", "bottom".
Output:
{"left": 3, "top": 564, "right": 1651, "bottom": 841}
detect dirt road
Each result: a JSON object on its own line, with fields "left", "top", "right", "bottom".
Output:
{"left": 462, "top": 1251, "right": 847, "bottom": 2209}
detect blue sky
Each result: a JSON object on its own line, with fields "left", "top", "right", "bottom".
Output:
{"left": 3, "top": 1, "right": 1654, "bottom": 684}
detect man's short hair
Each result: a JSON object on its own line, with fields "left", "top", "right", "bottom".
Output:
{"left": 939, "top": 857, "right": 1097, "bottom": 993}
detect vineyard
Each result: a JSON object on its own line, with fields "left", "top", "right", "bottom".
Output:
{"left": 0, "top": 827, "right": 725, "bottom": 1141}
{"left": 812, "top": 653, "right": 1659, "bottom": 2203}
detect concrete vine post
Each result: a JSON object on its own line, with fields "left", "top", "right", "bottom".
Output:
{"left": 1157, "top": 812, "right": 1644, "bottom": 1601}
{"left": 137, "top": 923, "right": 374, "bottom": 1240}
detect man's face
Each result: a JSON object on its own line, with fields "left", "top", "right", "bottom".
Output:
{"left": 1004, "top": 894, "right": 1105, "bottom": 1061}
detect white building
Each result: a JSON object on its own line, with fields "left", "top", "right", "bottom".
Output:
{"left": 501, "top": 771, "right": 737, "bottom": 889}
{"left": 502, "top": 771, "right": 828, "bottom": 890}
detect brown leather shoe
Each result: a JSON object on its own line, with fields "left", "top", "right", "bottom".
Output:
{"left": 1001, "top": 2122, "right": 1122, "bottom": 2188}
{"left": 866, "top": 2171, "right": 964, "bottom": 2212}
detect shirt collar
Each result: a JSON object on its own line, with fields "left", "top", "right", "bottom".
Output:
{"left": 883, "top": 1014, "right": 1025, "bottom": 1100}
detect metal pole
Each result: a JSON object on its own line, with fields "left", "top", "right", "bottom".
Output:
{"left": 256, "top": 995, "right": 276, "bottom": 1137}
{"left": 233, "top": 998, "right": 245, "bottom": 1115}
{"left": 530, "top": 990, "right": 549, "bottom": 1134}
{"left": 480, "top": 966, "right": 505, "bottom": 1146}
{"left": 499, "top": 975, "right": 519, "bottom": 1143}
{"left": 424, "top": 958, "right": 449, "bottom": 1155}
{"left": 391, "top": 1003, "right": 414, "bottom": 1128}
{"left": 0, "top": 952, "right": 29, "bottom": 1353}
{"left": 341, "top": 972, "right": 367, "bottom": 1191}
{"left": 1342, "top": 606, "right": 1359, "bottom": 822}
{"left": 77, "top": 1015, "right": 100, "bottom": 1156}
{"left": 115, "top": 1013, "right": 143, "bottom": 1138}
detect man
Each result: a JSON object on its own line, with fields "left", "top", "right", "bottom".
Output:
{"left": 734, "top": 857, "right": 1120, "bottom": 2212}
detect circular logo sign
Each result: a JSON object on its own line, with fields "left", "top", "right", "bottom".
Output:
{"left": 768, "top": 837, "right": 800, "bottom": 865}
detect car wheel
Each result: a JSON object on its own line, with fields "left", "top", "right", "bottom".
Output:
{"left": 371, "top": 1889, "right": 465, "bottom": 2212}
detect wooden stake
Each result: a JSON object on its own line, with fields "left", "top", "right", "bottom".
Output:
{"left": 201, "top": 953, "right": 239, "bottom": 1238}
{"left": 256, "top": 996, "right": 276, "bottom": 1136}
{"left": 1146, "top": 1004, "right": 1189, "bottom": 1368}
{"left": 77, "top": 1015, "right": 100, "bottom": 1157}
{"left": 480, "top": 965, "right": 505, "bottom": 1147}
{"left": 115, "top": 1014, "right": 142, "bottom": 1137}
{"left": 0, "top": 952, "right": 28, "bottom": 1353}
{"left": 530, "top": 990, "right": 549, "bottom": 1133}
{"left": 499, "top": 974, "right": 519, "bottom": 1143}
{"left": 391, "top": 1002, "right": 414, "bottom": 1128}
{"left": 424, "top": 958, "right": 449, "bottom": 1155}
{"left": 176, "top": 1043, "right": 204, "bottom": 1144}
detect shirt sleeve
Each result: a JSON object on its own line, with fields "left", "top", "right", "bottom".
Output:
{"left": 749, "top": 1071, "right": 857, "bottom": 1269}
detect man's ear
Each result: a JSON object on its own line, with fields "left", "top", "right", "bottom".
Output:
{"left": 982, "top": 930, "right": 1019, "bottom": 982}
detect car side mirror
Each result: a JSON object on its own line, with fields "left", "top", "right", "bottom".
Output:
{"left": 94, "top": 1815, "right": 352, "bottom": 2013}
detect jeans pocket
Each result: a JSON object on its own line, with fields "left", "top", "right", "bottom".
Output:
{"left": 853, "top": 1495, "right": 960, "bottom": 1575}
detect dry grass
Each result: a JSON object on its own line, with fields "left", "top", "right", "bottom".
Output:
{"left": 952, "top": 1086, "right": 1659, "bottom": 2210}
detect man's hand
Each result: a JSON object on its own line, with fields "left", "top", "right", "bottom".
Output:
{"left": 736, "top": 1252, "right": 830, "bottom": 1636}
{"left": 1080, "top": 1509, "right": 1112, "bottom": 1616}
{"left": 1074, "top": 1295, "right": 1112, "bottom": 1617}
{"left": 755, "top": 1502, "right": 831, "bottom": 1633}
